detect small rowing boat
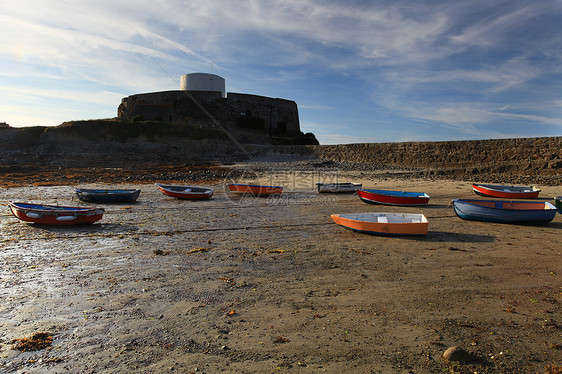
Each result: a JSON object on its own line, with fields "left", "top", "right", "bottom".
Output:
{"left": 472, "top": 183, "right": 540, "bottom": 199}
{"left": 357, "top": 189, "right": 430, "bottom": 206}
{"left": 155, "top": 184, "right": 214, "bottom": 199}
{"left": 227, "top": 183, "right": 283, "bottom": 195}
{"left": 316, "top": 183, "right": 362, "bottom": 193}
{"left": 9, "top": 202, "right": 105, "bottom": 225}
{"left": 331, "top": 212, "right": 429, "bottom": 236}
{"left": 554, "top": 196, "right": 562, "bottom": 213}
{"left": 452, "top": 199, "right": 556, "bottom": 224}
{"left": 75, "top": 188, "right": 140, "bottom": 203}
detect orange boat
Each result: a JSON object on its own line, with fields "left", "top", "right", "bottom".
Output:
{"left": 331, "top": 212, "right": 429, "bottom": 236}
{"left": 227, "top": 183, "right": 283, "bottom": 195}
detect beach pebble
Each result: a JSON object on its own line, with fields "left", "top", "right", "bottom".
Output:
{"left": 443, "top": 346, "right": 469, "bottom": 362}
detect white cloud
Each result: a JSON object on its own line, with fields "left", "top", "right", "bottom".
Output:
{"left": 0, "top": 0, "right": 560, "bottom": 140}
{"left": 315, "top": 133, "right": 383, "bottom": 145}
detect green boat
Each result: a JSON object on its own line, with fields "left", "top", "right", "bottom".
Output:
{"left": 555, "top": 196, "right": 562, "bottom": 213}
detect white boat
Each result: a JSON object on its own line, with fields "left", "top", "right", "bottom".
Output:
{"left": 316, "top": 183, "right": 362, "bottom": 193}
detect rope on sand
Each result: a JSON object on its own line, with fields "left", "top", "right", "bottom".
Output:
{"left": 0, "top": 221, "right": 334, "bottom": 242}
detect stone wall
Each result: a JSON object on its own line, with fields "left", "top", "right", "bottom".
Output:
{"left": 306, "top": 137, "right": 561, "bottom": 183}
{"left": 226, "top": 93, "right": 300, "bottom": 134}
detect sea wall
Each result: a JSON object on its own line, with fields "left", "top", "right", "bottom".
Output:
{"left": 0, "top": 122, "right": 560, "bottom": 184}
{"left": 305, "top": 137, "right": 562, "bottom": 184}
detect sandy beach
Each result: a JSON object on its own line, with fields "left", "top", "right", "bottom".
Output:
{"left": 0, "top": 163, "right": 560, "bottom": 373}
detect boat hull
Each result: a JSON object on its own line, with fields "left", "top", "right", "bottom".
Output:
{"left": 472, "top": 183, "right": 540, "bottom": 199}
{"left": 554, "top": 196, "right": 562, "bottom": 213}
{"left": 227, "top": 184, "right": 283, "bottom": 195}
{"left": 316, "top": 183, "right": 361, "bottom": 193}
{"left": 75, "top": 189, "right": 140, "bottom": 203}
{"left": 331, "top": 213, "right": 428, "bottom": 236}
{"left": 156, "top": 184, "right": 214, "bottom": 199}
{"left": 9, "top": 202, "right": 104, "bottom": 225}
{"left": 357, "top": 189, "right": 430, "bottom": 206}
{"left": 452, "top": 199, "right": 556, "bottom": 224}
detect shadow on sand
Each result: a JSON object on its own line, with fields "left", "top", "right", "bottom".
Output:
{"left": 425, "top": 230, "right": 495, "bottom": 243}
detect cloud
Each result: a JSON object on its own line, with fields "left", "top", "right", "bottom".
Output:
{"left": 406, "top": 102, "right": 562, "bottom": 140}
{"left": 1, "top": 0, "right": 560, "bottom": 142}
{"left": 315, "top": 133, "right": 383, "bottom": 145}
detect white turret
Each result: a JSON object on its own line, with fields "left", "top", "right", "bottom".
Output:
{"left": 180, "top": 73, "right": 225, "bottom": 98}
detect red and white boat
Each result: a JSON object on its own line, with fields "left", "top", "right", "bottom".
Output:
{"left": 357, "top": 189, "right": 430, "bottom": 206}
{"left": 156, "top": 183, "right": 214, "bottom": 199}
{"left": 9, "top": 202, "right": 104, "bottom": 225}
{"left": 227, "top": 183, "right": 283, "bottom": 196}
{"left": 472, "top": 183, "right": 540, "bottom": 199}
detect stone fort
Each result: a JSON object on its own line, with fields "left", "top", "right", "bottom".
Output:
{"left": 118, "top": 73, "right": 301, "bottom": 135}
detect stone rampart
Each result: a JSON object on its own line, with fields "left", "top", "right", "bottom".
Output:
{"left": 306, "top": 137, "right": 561, "bottom": 183}
{"left": 118, "top": 90, "right": 300, "bottom": 134}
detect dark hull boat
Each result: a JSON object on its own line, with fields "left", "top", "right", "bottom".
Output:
{"left": 452, "top": 199, "right": 556, "bottom": 224}
{"left": 316, "top": 183, "right": 361, "bottom": 193}
{"left": 75, "top": 188, "right": 140, "bottom": 203}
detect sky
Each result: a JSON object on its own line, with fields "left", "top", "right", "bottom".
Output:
{"left": 1, "top": 1, "right": 561, "bottom": 145}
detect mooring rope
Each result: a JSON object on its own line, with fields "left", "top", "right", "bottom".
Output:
{"left": 0, "top": 221, "right": 334, "bottom": 242}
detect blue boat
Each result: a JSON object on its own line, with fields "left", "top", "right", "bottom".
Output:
{"left": 452, "top": 199, "right": 557, "bottom": 224}
{"left": 75, "top": 188, "right": 140, "bottom": 203}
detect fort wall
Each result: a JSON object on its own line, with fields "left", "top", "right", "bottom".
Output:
{"left": 118, "top": 90, "right": 300, "bottom": 134}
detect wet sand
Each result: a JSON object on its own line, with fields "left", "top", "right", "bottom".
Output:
{"left": 0, "top": 170, "right": 560, "bottom": 373}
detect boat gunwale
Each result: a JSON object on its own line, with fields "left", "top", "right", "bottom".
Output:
{"left": 454, "top": 199, "right": 556, "bottom": 212}
{"left": 228, "top": 183, "right": 283, "bottom": 189}
{"left": 316, "top": 182, "right": 361, "bottom": 187}
{"left": 335, "top": 213, "right": 428, "bottom": 224}
{"left": 75, "top": 188, "right": 140, "bottom": 195}
{"left": 9, "top": 202, "right": 103, "bottom": 214}
{"left": 359, "top": 189, "right": 430, "bottom": 199}
{"left": 155, "top": 183, "right": 214, "bottom": 193}
{"left": 472, "top": 183, "right": 540, "bottom": 193}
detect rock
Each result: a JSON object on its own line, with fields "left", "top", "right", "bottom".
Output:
{"left": 548, "top": 159, "right": 562, "bottom": 169}
{"left": 442, "top": 346, "right": 469, "bottom": 362}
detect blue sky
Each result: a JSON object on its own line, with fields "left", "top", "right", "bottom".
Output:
{"left": 1, "top": 1, "right": 561, "bottom": 144}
